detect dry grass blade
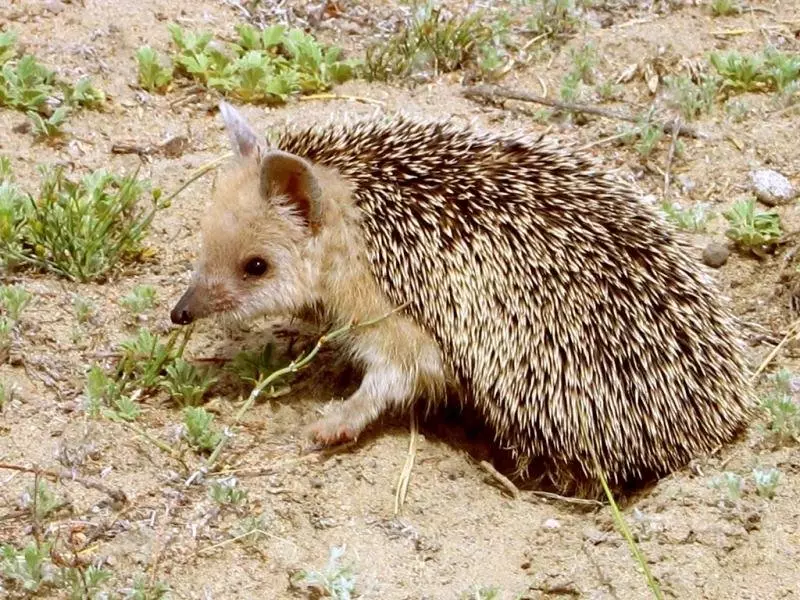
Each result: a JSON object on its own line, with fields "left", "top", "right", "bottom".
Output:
{"left": 394, "top": 412, "right": 418, "bottom": 515}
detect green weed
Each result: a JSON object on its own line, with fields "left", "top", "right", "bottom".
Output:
{"left": 226, "top": 342, "right": 282, "bottom": 385}
{"left": 28, "top": 106, "right": 69, "bottom": 141}
{"left": 709, "top": 0, "right": 741, "bottom": 16}
{"left": 710, "top": 48, "right": 800, "bottom": 95}
{"left": 209, "top": 477, "right": 248, "bottom": 507}
{"left": 752, "top": 467, "right": 780, "bottom": 499}
{"left": 160, "top": 22, "right": 356, "bottom": 104}
{"left": 73, "top": 295, "right": 95, "bottom": 324}
{"left": 760, "top": 369, "right": 800, "bottom": 445}
{"left": 0, "top": 163, "right": 164, "bottom": 282}
{"left": 525, "top": 0, "right": 584, "bottom": 38}
{"left": 1, "top": 541, "right": 55, "bottom": 593}
{"left": 182, "top": 406, "right": 222, "bottom": 453}
{"left": 23, "top": 480, "right": 62, "bottom": 520}
{"left": 161, "top": 357, "right": 217, "bottom": 407}
{"left": 665, "top": 74, "right": 718, "bottom": 120}
{"left": 135, "top": 46, "right": 174, "bottom": 93}
{"left": 0, "top": 284, "right": 32, "bottom": 321}
{"left": 124, "top": 575, "right": 171, "bottom": 600}
{"left": 363, "top": 3, "right": 500, "bottom": 82}
{"left": 709, "top": 472, "right": 743, "bottom": 505}
{"left": 121, "top": 284, "right": 157, "bottom": 316}
{"left": 460, "top": 586, "right": 502, "bottom": 600}
{"left": 723, "top": 197, "right": 782, "bottom": 257}
{"left": 620, "top": 116, "right": 664, "bottom": 159}
{"left": 0, "top": 33, "right": 103, "bottom": 128}
{"left": 291, "top": 546, "right": 357, "bottom": 600}
{"left": 661, "top": 201, "right": 713, "bottom": 232}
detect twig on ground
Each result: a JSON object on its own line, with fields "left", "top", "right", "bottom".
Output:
{"left": 526, "top": 490, "right": 604, "bottom": 507}
{"left": 462, "top": 85, "right": 710, "bottom": 140}
{"left": 750, "top": 318, "right": 800, "bottom": 383}
{"left": 0, "top": 463, "right": 128, "bottom": 505}
{"left": 479, "top": 460, "right": 520, "bottom": 500}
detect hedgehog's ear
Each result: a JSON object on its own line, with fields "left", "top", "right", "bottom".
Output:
{"left": 259, "top": 150, "right": 322, "bottom": 234}
{"left": 219, "top": 101, "right": 263, "bottom": 159}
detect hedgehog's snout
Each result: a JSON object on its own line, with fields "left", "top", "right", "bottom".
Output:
{"left": 170, "top": 288, "right": 196, "bottom": 325}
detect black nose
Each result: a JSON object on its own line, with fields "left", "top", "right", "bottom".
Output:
{"left": 170, "top": 306, "right": 194, "bottom": 325}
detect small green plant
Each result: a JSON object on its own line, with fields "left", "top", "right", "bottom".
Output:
{"left": 73, "top": 295, "right": 95, "bottom": 324}
{"left": 760, "top": 369, "right": 800, "bottom": 445}
{"left": 28, "top": 106, "right": 69, "bottom": 140}
{"left": 63, "top": 76, "right": 105, "bottom": 109}
{"left": 183, "top": 406, "right": 222, "bottom": 452}
{"left": 661, "top": 201, "right": 713, "bottom": 232}
{"left": 665, "top": 74, "right": 718, "bottom": 120}
{"left": 526, "top": 0, "right": 584, "bottom": 38}
{"left": 0, "top": 33, "right": 103, "bottom": 130}
{"left": 159, "top": 22, "right": 356, "bottom": 104}
{"left": 725, "top": 98, "right": 750, "bottom": 122}
{"left": 752, "top": 467, "right": 780, "bottom": 499}
{"left": 620, "top": 116, "right": 664, "bottom": 159}
{"left": 460, "top": 586, "right": 502, "bottom": 600}
{"left": 710, "top": 48, "right": 800, "bottom": 96}
{"left": 121, "top": 285, "right": 157, "bottom": 315}
{"left": 723, "top": 197, "right": 782, "bottom": 257}
{"left": 135, "top": 46, "right": 174, "bottom": 92}
{"left": 363, "top": 3, "right": 500, "bottom": 82}
{"left": 0, "top": 163, "right": 165, "bottom": 282}
{"left": 709, "top": 0, "right": 741, "bottom": 16}
{"left": 161, "top": 357, "right": 217, "bottom": 406}
{"left": 117, "top": 328, "right": 183, "bottom": 391}
{"left": 227, "top": 342, "right": 281, "bottom": 385}
{"left": 291, "top": 546, "right": 357, "bottom": 600}
{"left": 0, "top": 284, "right": 32, "bottom": 321}
{"left": 23, "top": 480, "right": 62, "bottom": 520}
{"left": 124, "top": 575, "right": 171, "bottom": 600}
{"left": 1, "top": 541, "right": 55, "bottom": 593}
{"left": 209, "top": 477, "right": 248, "bottom": 507}
{"left": 709, "top": 471, "right": 743, "bottom": 505}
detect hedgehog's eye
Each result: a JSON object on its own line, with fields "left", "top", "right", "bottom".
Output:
{"left": 243, "top": 257, "right": 269, "bottom": 277}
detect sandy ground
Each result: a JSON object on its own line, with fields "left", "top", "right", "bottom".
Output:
{"left": 1, "top": 0, "right": 800, "bottom": 598}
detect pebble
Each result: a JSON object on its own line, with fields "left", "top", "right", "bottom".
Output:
{"left": 702, "top": 242, "right": 730, "bottom": 268}
{"left": 542, "top": 518, "right": 561, "bottom": 530}
{"left": 751, "top": 169, "right": 797, "bottom": 206}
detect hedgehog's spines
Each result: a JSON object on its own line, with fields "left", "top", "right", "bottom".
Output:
{"left": 268, "top": 113, "right": 755, "bottom": 493}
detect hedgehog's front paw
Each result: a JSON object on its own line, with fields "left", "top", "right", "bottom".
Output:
{"left": 306, "top": 411, "right": 362, "bottom": 447}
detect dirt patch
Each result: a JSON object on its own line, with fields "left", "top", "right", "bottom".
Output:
{"left": 2, "top": 0, "right": 800, "bottom": 598}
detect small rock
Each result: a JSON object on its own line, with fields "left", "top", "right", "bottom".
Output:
{"left": 702, "top": 242, "right": 730, "bottom": 268}
{"left": 43, "top": 0, "right": 67, "bottom": 14}
{"left": 751, "top": 169, "right": 797, "bottom": 206}
{"left": 542, "top": 518, "right": 561, "bottom": 530}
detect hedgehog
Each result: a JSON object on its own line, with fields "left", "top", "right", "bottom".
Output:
{"left": 170, "top": 101, "right": 756, "bottom": 493}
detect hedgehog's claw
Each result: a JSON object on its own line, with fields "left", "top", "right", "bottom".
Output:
{"left": 306, "top": 414, "right": 361, "bottom": 447}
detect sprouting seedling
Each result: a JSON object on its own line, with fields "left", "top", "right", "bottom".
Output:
{"left": 121, "top": 284, "right": 157, "bottom": 316}
{"left": 182, "top": 406, "right": 223, "bottom": 453}
{"left": 161, "top": 357, "right": 218, "bottom": 406}
{"left": 28, "top": 106, "right": 69, "bottom": 141}
{"left": 723, "top": 197, "right": 782, "bottom": 257}
{"left": 22, "top": 480, "right": 62, "bottom": 520}
{"left": 709, "top": 471, "right": 743, "bottom": 505}
{"left": 660, "top": 201, "right": 714, "bottom": 233}
{"left": 136, "top": 46, "right": 174, "bottom": 93}
{"left": 226, "top": 342, "right": 283, "bottom": 385}
{"left": 72, "top": 295, "right": 95, "bottom": 324}
{"left": 63, "top": 76, "right": 105, "bottom": 109}
{"left": 752, "top": 467, "right": 780, "bottom": 499}
{"left": 290, "top": 545, "right": 357, "bottom": 600}
{"left": 0, "top": 284, "right": 32, "bottom": 321}
{"left": 0, "top": 541, "right": 56, "bottom": 592}
{"left": 209, "top": 477, "right": 248, "bottom": 507}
